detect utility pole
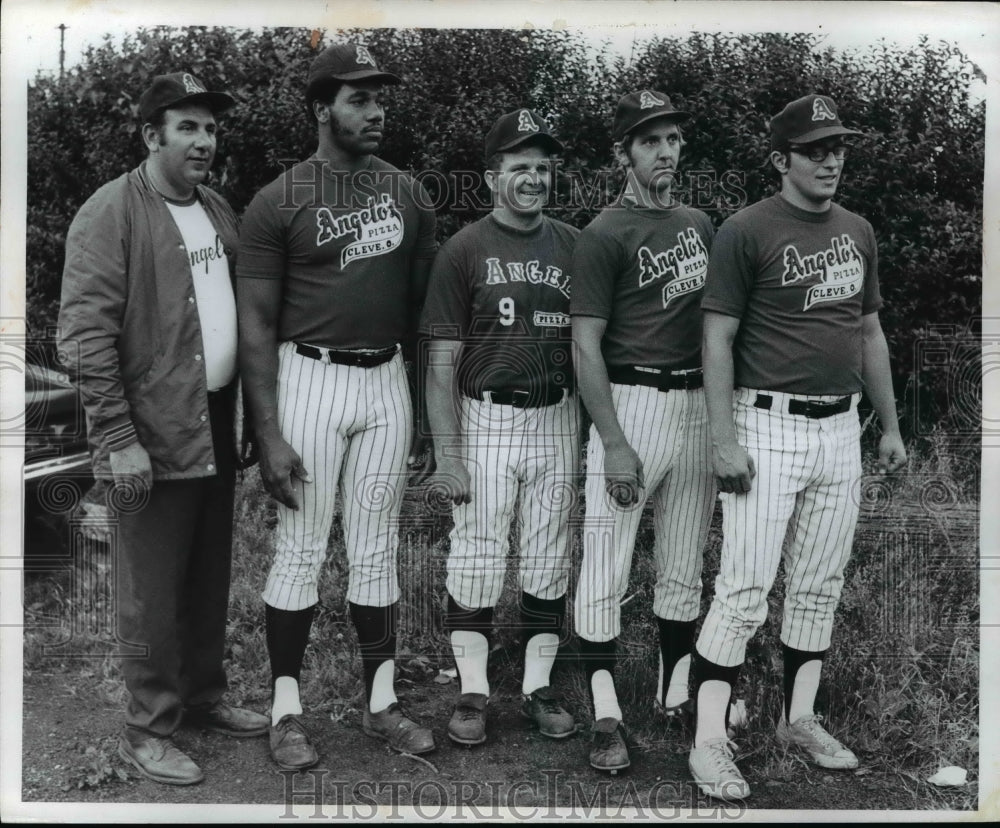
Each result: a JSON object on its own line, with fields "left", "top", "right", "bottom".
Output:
{"left": 58, "top": 24, "right": 67, "bottom": 82}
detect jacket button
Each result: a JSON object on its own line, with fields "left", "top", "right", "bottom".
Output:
{"left": 200, "top": 414, "right": 207, "bottom": 422}
{"left": 207, "top": 463, "right": 215, "bottom": 472}
{"left": 188, "top": 297, "right": 195, "bottom": 304}
{"left": 195, "top": 354, "right": 202, "bottom": 361}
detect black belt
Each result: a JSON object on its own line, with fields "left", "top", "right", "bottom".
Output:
{"left": 295, "top": 342, "right": 398, "bottom": 368}
{"left": 466, "top": 386, "right": 569, "bottom": 408}
{"left": 754, "top": 393, "right": 852, "bottom": 419}
{"left": 606, "top": 365, "right": 703, "bottom": 391}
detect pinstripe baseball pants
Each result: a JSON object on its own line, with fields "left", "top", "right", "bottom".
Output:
{"left": 262, "top": 341, "right": 412, "bottom": 611}
{"left": 446, "top": 393, "right": 580, "bottom": 609}
{"left": 697, "top": 387, "right": 863, "bottom": 666}
{"left": 574, "top": 384, "right": 716, "bottom": 643}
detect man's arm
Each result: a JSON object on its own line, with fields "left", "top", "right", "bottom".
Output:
{"left": 407, "top": 256, "right": 435, "bottom": 481}
{"left": 424, "top": 339, "right": 471, "bottom": 504}
{"left": 861, "top": 311, "right": 907, "bottom": 474}
{"left": 237, "top": 277, "right": 311, "bottom": 509}
{"left": 572, "top": 315, "right": 644, "bottom": 506}
{"left": 702, "top": 310, "right": 754, "bottom": 494}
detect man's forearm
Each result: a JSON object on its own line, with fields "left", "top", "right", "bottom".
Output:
{"left": 862, "top": 326, "right": 902, "bottom": 436}
{"left": 239, "top": 333, "right": 282, "bottom": 443}
{"left": 425, "top": 358, "right": 463, "bottom": 464}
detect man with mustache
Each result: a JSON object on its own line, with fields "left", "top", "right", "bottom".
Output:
{"left": 59, "top": 71, "right": 268, "bottom": 785}
{"left": 237, "top": 42, "right": 438, "bottom": 770}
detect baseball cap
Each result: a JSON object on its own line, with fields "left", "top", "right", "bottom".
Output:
{"left": 139, "top": 72, "right": 235, "bottom": 123}
{"left": 306, "top": 43, "right": 401, "bottom": 89}
{"left": 612, "top": 90, "right": 689, "bottom": 142}
{"left": 769, "top": 94, "right": 863, "bottom": 149}
{"left": 484, "top": 109, "right": 564, "bottom": 161}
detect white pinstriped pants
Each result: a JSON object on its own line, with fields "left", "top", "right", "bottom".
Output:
{"left": 574, "top": 384, "right": 716, "bottom": 643}
{"left": 445, "top": 394, "right": 580, "bottom": 609}
{"left": 696, "top": 387, "right": 863, "bottom": 666}
{"left": 262, "top": 342, "right": 412, "bottom": 611}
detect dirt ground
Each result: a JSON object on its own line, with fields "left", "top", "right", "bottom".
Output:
{"left": 18, "top": 663, "right": 953, "bottom": 819}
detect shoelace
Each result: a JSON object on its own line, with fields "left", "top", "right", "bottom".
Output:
{"left": 797, "top": 716, "right": 843, "bottom": 751}
{"left": 701, "top": 739, "right": 739, "bottom": 771}
{"left": 535, "top": 696, "right": 564, "bottom": 714}
{"left": 594, "top": 726, "right": 622, "bottom": 750}
{"left": 455, "top": 704, "right": 483, "bottom": 721}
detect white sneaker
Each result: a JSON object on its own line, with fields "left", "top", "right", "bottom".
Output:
{"left": 688, "top": 738, "right": 750, "bottom": 801}
{"left": 776, "top": 714, "right": 858, "bottom": 769}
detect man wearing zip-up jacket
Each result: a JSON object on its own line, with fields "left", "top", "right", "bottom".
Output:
{"left": 58, "top": 71, "right": 268, "bottom": 787}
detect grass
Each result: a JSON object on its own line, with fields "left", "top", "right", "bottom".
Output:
{"left": 21, "top": 431, "right": 979, "bottom": 808}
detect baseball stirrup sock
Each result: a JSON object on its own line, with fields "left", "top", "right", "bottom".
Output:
{"left": 655, "top": 617, "right": 696, "bottom": 708}
{"left": 266, "top": 604, "right": 316, "bottom": 685}
{"left": 349, "top": 602, "right": 398, "bottom": 713}
{"left": 446, "top": 595, "right": 494, "bottom": 696}
{"left": 693, "top": 651, "right": 741, "bottom": 747}
{"left": 783, "top": 645, "right": 826, "bottom": 723}
{"left": 578, "top": 638, "right": 621, "bottom": 720}
{"left": 520, "top": 592, "right": 565, "bottom": 695}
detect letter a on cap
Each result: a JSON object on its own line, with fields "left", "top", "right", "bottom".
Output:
{"left": 183, "top": 73, "right": 206, "bottom": 94}
{"left": 355, "top": 45, "right": 376, "bottom": 66}
{"left": 640, "top": 91, "right": 666, "bottom": 109}
{"left": 517, "top": 110, "right": 540, "bottom": 133}
{"left": 812, "top": 98, "right": 837, "bottom": 121}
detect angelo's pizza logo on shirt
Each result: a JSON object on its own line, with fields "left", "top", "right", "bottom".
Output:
{"left": 781, "top": 234, "right": 865, "bottom": 311}
{"left": 315, "top": 193, "right": 404, "bottom": 267}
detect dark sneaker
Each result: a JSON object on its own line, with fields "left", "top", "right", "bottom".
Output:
{"left": 186, "top": 701, "right": 269, "bottom": 737}
{"left": 776, "top": 714, "right": 858, "bottom": 769}
{"left": 269, "top": 714, "right": 320, "bottom": 770}
{"left": 521, "top": 686, "right": 575, "bottom": 739}
{"left": 589, "top": 717, "right": 630, "bottom": 772}
{"left": 447, "top": 693, "right": 488, "bottom": 746}
{"left": 689, "top": 738, "right": 750, "bottom": 801}
{"left": 118, "top": 729, "right": 204, "bottom": 786}
{"left": 363, "top": 702, "right": 436, "bottom": 754}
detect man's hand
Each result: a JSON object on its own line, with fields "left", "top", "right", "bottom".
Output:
{"left": 407, "top": 426, "right": 435, "bottom": 486}
{"left": 713, "top": 440, "right": 755, "bottom": 494}
{"left": 258, "top": 435, "right": 312, "bottom": 510}
{"left": 604, "top": 442, "right": 644, "bottom": 508}
{"left": 876, "top": 432, "right": 907, "bottom": 475}
{"left": 427, "top": 457, "right": 472, "bottom": 505}
{"left": 109, "top": 442, "right": 153, "bottom": 490}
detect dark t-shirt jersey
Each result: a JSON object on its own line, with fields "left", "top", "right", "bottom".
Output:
{"left": 419, "top": 214, "right": 578, "bottom": 397}
{"left": 237, "top": 156, "right": 437, "bottom": 349}
{"left": 702, "top": 194, "right": 882, "bottom": 395}
{"left": 570, "top": 201, "right": 714, "bottom": 369}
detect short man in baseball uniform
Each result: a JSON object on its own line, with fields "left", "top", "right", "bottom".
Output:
{"left": 571, "top": 90, "right": 717, "bottom": 772}
{"left": 421, "top": 109, "right": 579, "bottom": 746}
{"left": 237, "top": 43, "right": 438, "bottom": 769}
{"left": 58, "top": 72, "right": 269, "bottom": 785}
{"left": 688, "top": 94, "right": 907, "bottom": 800}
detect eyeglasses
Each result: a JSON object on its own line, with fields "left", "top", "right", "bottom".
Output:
{"left": 788, "top": 144, "right": 849, "bottom": 162}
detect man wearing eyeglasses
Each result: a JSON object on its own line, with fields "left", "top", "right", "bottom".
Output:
{"left": 687, "top": 94, "right": 907, "bottom": 801}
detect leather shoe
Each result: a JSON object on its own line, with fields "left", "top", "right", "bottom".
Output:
{"left": 186, "top": 701, "right": 269, "bottom": 737}
{"left": 270, "top": 714, "right": 320, "bottom": 770}
{"left": 118, "top": 729, "right": 204, "bottom": 786}
{"left": 363, "top": 702, "right": 436, "bottom": 754}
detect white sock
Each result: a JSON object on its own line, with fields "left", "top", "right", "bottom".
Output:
{"left": 368, "top": 660, "right": 398, "bottom": 713}
{"left": 658, "top": 652, "right": 692, "bottom": 708}
{"left": 522, "top": 633, "right": 559, "bottom": 695}
{"left": 788, "top": 660, "right": 823, "bottom": 723}
{"left": 590, "top": 670, "right": 622, "bottom": 722}
{"left": 694, "top": 679, "right": 732, "bottom": 747}
{"left": 451, "top": 630, "right": 490, "bottom": 696}
{"left": 271, "top": 676, "right": 302, "bottom": 725}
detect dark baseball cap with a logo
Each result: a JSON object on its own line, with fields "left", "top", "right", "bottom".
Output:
{"left": 484, "top": 109, "right": 564, "bottom": 161}
{"left": 139, "top": 72, "right": 236, "bottom": 123}
{"left": 307, "top": 42, "right": 401, "bottom": 89}
{"left": 770, "top": 94, "right": 863, "bottom": 149}
{"left": 612, "top": 90, "right": 689, "bottom": 142}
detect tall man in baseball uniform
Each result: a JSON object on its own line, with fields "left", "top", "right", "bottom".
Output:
{"left": 238, "top": 43, "right": 438, "bottom": 770}
{"left": 688, "top": 94, "right": 906, "bottom": 801}
{"left": 59, "top": 72, "right": 269, "bottom": 786}
{"left": 571, "top": 91, "right": 717, "bottom": 772}
{"left": 421, "top": 109, "right": 579, "bottom": 746}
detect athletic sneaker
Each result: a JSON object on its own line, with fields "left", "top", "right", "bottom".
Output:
{"left": 447, "top": 693, "right": 488, "bottom": 746}
{"left": 688, "top": 738, "right": 749, "bottom": 801}
{"left": 589, "top": 717, "right": 630, "bottom": 772}
{"left": 776, "top": 714, "right": 858, "bottom": 769}
{"left": 522, "top": 686, "right": 575, "bottom": 738}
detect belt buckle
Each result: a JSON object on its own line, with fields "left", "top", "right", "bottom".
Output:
{"left": 511, "top": 389, "right": 530, "bottom": 407}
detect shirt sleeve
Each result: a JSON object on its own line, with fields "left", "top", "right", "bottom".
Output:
{"left": 236, "top": 192, "right": 287, "bottom": 280}
{"left": 860, "top": 219, "right": 883, "bottom": 315}
{"left": 701, "top": 217, "right": 754, "bottom": 318}
{"left": 419, "top": 236, "right": 470, "bottom": 340}
{"left": 570, "top": 223, "right": 621, "bottom": 319}
{"left": 411, "top": 177, "right": 439, "bottom": 262}
{"left": 57, "top": 189, "right": 137, "bottom": 450}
